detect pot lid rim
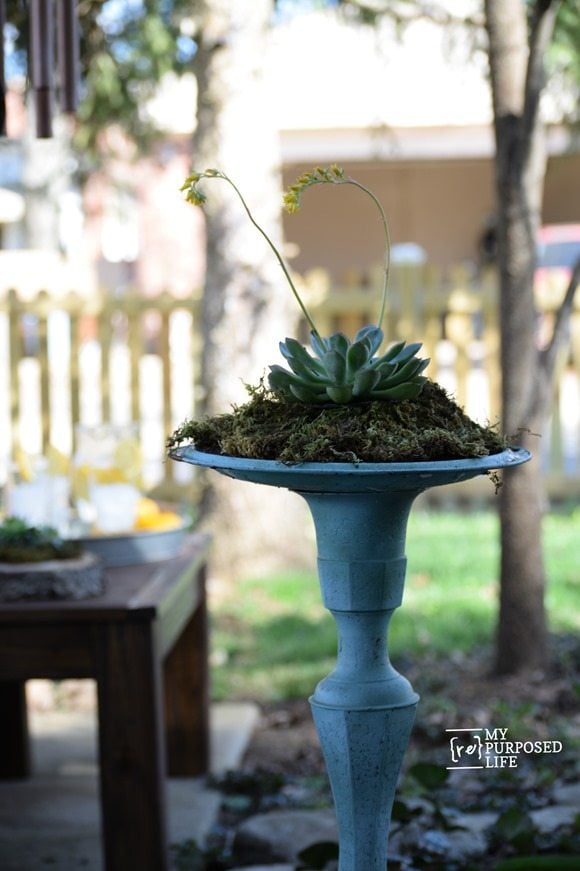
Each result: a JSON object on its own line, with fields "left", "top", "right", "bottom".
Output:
{"left": 169, "top": 445, "right": 531, "bottom": 475}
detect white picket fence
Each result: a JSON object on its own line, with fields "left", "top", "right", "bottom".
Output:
{"left": 1, "top": 263, "right": 579, "bottom": 500}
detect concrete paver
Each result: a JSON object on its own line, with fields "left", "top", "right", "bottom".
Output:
{"left": 0, "top": 702, "right": 259, "bottom": 870}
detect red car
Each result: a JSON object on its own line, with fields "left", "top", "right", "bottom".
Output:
{"left": 535, "top": 223, "right": 580, "bottom": 302}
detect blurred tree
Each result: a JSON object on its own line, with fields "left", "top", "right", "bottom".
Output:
{"left": 338, "top": 0, "right": 580, "bottom": 674}
{"left": 4, "top": 1, "right": 197, "bottom": 247}
{"left": 188, "top": 0, "right": 307, "bottom": 578}
{"left": 4, "top": 0, "right": 307, "bottom": 575}
{"left": 4, "top": 0, "right": 196, "bottom": 157}
{"left": 484, "top": 0, "right": 579, "bottom": 674}
{"left": 74, "top": 0, "right": 197, "bottom": 157}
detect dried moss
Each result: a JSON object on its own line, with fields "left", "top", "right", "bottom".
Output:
{"left": 168, "top": 380, "right": 505, "bottom": 464}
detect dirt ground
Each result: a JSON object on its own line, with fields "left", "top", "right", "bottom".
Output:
{"left": 242, "top": 639, "right": 580, "bottom": 776}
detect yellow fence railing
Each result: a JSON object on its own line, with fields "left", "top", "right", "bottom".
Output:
{"left": 299, "top": 263, "right": 580, "bottom": 496}
{"left": 1, "top": 263, "right": 579, "bottom": 499}
{"left": 0, "top": 288, "right": 202, "bottom": 489}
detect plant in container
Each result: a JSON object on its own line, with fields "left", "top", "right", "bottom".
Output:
{"left": 168, "top": 166, "right": 529, "bottom": 870}
{"left": 0, "top": 517, "right": 104, "bottom": 601}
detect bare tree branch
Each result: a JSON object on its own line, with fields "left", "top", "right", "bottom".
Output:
{"left": 484, "top": 0, "right": 529, "bottom": 121}
{"left": 521, "top": 0, "right": 562, "bottom": 154}
{"left": 340, "top": 0, "right": 483, "bottom": 29}
{"left": 539, "top": 255, "right": 580, "bottom": 384}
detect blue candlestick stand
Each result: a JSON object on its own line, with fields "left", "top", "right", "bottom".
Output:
{"left": 170, "top": 447, "right": 530, "bottom": 870}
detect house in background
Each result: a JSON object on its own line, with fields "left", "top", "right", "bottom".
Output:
{"left": 270, "top": 10, "right": 580, "bottom": 280}
{"left": 1, "top": 7, "right": 578, "bottom": 296}
{"left": 100, "top": 7, "right": 580, "bottom": 290}
{"left": 0, "top": 7, "right": 578, "bottom": 489}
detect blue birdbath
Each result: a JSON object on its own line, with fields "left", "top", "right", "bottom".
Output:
{"left": 170, "top": 446, "right": 530, "bottom": 870}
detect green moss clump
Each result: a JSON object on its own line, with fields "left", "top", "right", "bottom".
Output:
{"left": 0, "top": 518, "right": 82, "bottom": 564}
{"left": 167, "top": 380, "right": 505, "bottom": 464}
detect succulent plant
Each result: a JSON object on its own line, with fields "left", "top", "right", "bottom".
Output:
{"left": 181, "top": 165, "right": 430, "bottom": 405}
{"left": 270, "top": 327, "right": 428, "bottom": 404}
{"left": 0, "top": 517, "right": 81, "bottom": 563}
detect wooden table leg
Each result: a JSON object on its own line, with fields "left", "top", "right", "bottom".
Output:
{"left": 164, "top": 566, "right": 210, "bottom": 776}
{"left": 0, "top": 681, "right": 31, "bottom": 779}
{"left": 95, "top": 620, "right": 168, "bottom": 871}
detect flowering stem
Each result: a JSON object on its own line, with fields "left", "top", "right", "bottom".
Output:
{"left": 341, "top": 179, "right": 391, "bottom": 332}
{"left": 215, "top": 172, "right": 322, "bottom": 339}
{"left": 283, "top": 167, "right": 391, "bottom": 334}
{"left": 183, "top": 166, "right": 391, "bottom": 342}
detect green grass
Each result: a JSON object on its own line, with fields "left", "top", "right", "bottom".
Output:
{"left": 210, "top": 509, "right": 579, "bottom": 702}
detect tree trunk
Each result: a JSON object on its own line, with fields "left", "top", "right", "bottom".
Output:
{"left": 191, "top": 0, "right": 308, "bottom": 580}
{"left": 485, "top": 0, "right": 561, "bottom": 673}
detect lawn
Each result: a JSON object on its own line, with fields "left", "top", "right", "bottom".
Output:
{"left": 210, "top": 508, "right": 579, "bottom": 701}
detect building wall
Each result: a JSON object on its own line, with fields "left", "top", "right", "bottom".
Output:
{"left": 282, "top": 152, "right": 580, "bottom": 281}
{"left": 543, "top": 152, "right": 580, "bottom": 224}
{"left": 81, "top": 139, "right": 205, "bottom": 299}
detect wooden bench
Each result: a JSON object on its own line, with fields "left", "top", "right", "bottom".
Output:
{"left": 0, "top": 532, "right": 211, "bottom": 871}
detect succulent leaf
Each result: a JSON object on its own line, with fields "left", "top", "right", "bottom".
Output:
{"left": 347, "top": 341, "right": 370, "bottom": 375}
{"left": 323, "top": 350, "right": 347, "bottom": 384}
{"left": 326, "top": 385, "right": 353, "bottom": 403}
{"left": 278, "top": 340, "right": 294, "bottom": 360}
{"left": 310, "top": 332, "right": 329, "bottom": 359}
{"left": 360, "top": 328, "right": 384, "bottom": 358}
{"left": 268, "top": 365, "right": 297, "bottom": 389}
{"left": 372, "top": 380, "right": 426, "bottom": 400}
{"left": 353, "top": 368, "right": 380, "bottom": 397}
{"left": 382, "top": 340, "right": 407, "bottom": 362}
{"left": 287, "top": 358, "right": 318, "bottom": 380}
{"left": 289, "top": 384, "right": 327, "bottom": 403}
{"left": 282, "top": 337, "right": 315, "bottom": 365}
{"left": 373, "top": 360, "right": 398, "bottom": 379}
{"left": 280, "top": 340, "right": 327, "bottom": 379}
{"left": 389, "top": 342, "right": 423, "bottom": 365}
{"left": 327, "top": 333, "right": 349, "bottom": 357}
{"left": 386, "top": 356, "right": 429, "bottom": 387}
{"left": 354, "top": 324, "right": 380, "bottom": 343}
{"left": 269, "top": 365, "right": 317, "bottom": 391}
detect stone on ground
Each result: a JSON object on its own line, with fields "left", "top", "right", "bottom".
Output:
{"left": 531, "top": 805, "right": 579, "bottom": 833}
{"left": 233, "top": 808, "right": 337, "bottom": 864}
{"left": 229, "top": 866, "right": 293, "bottom": 871}
{"left": 553, "top": 782, "right": 580, "bottom": 807}
{"left": 390, "top": 818, "right": 487, "bottom": 863}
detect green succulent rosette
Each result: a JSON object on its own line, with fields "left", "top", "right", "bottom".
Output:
{"left": 270, "top": 329, "right": 427, "bottom": 404}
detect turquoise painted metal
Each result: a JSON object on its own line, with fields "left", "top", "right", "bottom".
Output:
{"left": 170, "top": 446, "right": 530, "bottom": 870}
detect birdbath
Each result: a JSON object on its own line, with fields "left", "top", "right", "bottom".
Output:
{"left": 170, "top": 445, "right": 530, "bottom": 870}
